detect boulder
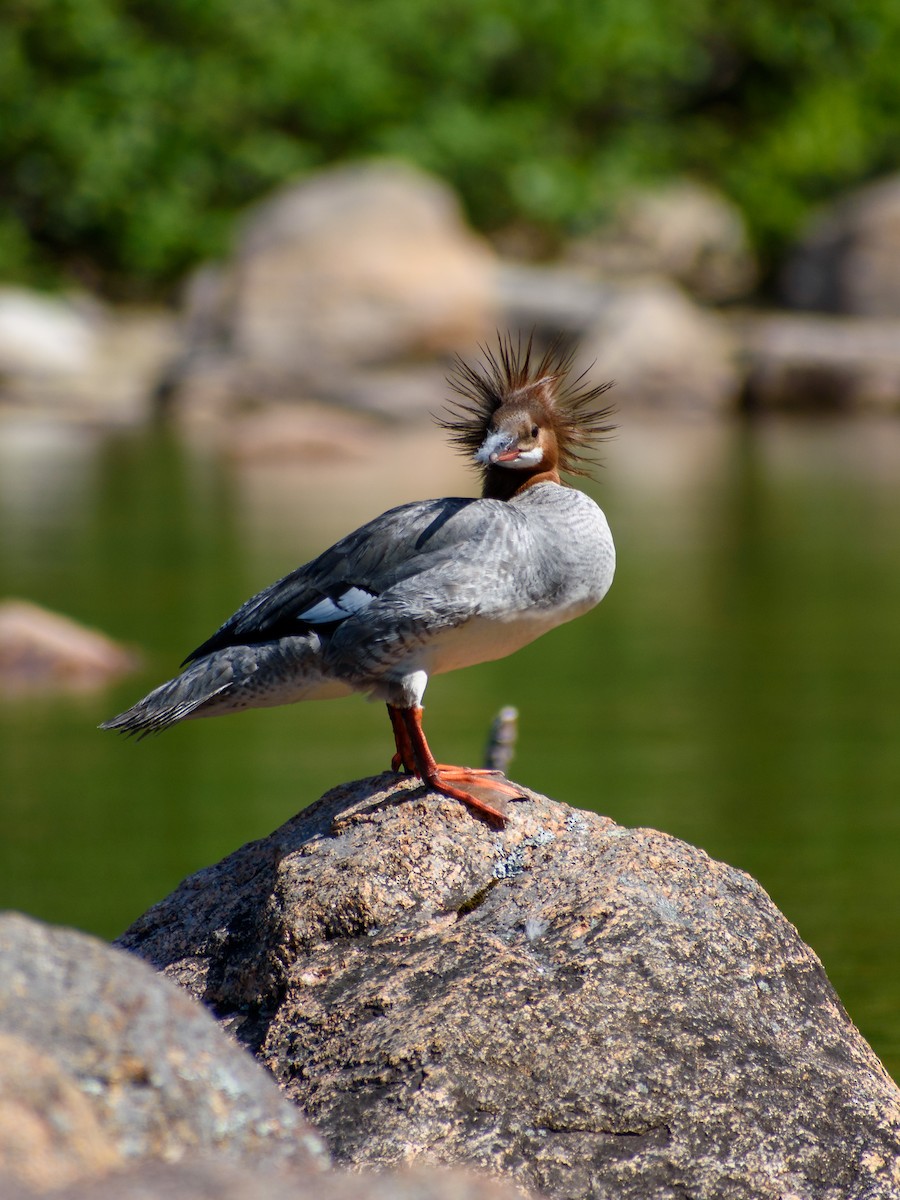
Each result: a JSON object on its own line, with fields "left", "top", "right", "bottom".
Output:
{"left": 0, "top": 289, "right": 177, "bottom": 424}
{"left": 117, "top": 774, "right": 900, "bottom": 1200}
{"left": 0, "top": 288, "right": 99, "bottom": 375}
{"left": 576, "top": 279, "right": 742, "bottom": 413}
{"left": 170, "top": 161, "right": 498, "bottom": 419}
{"left": 495, "top": 262, "right": 614, "bottom": 347}
{"left": 3, "top": 1160, "right": 536, "bottom": 1200}
{"left": 781, "top": 173, "right": 900, "bottom": 316}
{"left": 495, "top": 268, "right": 743, "bottom": 413}
{"left": 733, "top": 311, "right": 900, "bottom": 412}
{"left": 0, "top": 1032, "right": 121, "bottom": 1192}
{"left": 0, "top": 599, "right": 138, "bottom": 693}
{"left": 567, "top": 180, "right": 758, "bottom": 303}
{"left": 0, "top": 913, "right": 329, "bottom": 1191}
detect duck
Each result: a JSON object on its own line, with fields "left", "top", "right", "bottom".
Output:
{"left": 101, "top": 335, "right": 616, "bottom": 826}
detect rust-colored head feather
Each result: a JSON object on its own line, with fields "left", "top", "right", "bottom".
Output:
{"left": 439, "top": 334, "right": 615, "bottom": 477}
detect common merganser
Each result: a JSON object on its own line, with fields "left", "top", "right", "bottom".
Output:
{"left": 101, "top": 336, "right": 616, "bottom": 826}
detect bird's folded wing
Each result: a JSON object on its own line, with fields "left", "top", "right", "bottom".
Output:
{"left": 182, "top": 495, "right": 523, "bottom": 663}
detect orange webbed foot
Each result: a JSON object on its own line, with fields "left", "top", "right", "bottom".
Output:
{"left": 423, "top": 767, "right": 513, "bottom": 827}
{"left": 431, "top": 765, "right": 524, "bottom": 798}
{"left": 385, "top": 704, "right": 525, "bottom": 826}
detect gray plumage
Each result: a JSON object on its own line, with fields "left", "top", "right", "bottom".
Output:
{"left": 101, "top": 483, "right": 614, "bottom": 736}
{"left": 102, "top": 334, "right": 616, "bottom": 826}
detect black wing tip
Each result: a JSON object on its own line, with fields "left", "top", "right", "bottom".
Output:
{"left": 99, "top": 713, "right": 163, "bottom": 740}
{"left": 99, "top": 698, "right": 198, "bottom": 739}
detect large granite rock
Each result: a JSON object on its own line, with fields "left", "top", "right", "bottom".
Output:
{"left": 495, "top": 262, "right": 614, "bottom": 344}
{"left": 0, "top": 914, "right": 328, "bottom": 1192}
{"left": 781, "top": 173, "right": 900, "bottom": 316}
{"left": 0, "top": 288, "right": 98, "bottom": 375}
{"left": 170, "top": 161, "right": 498, "bottom": 421}
{"left": 117, "top": 775, "right": 900, "bottom": 1200}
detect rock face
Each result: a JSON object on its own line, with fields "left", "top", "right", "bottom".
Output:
{"left": 0, "top": 914, "right": 328, "bottom": 1191}
{"left": 781, "top": 172, "right": 900, "bottom": 316}
{"left": 232, "top": 161, "right": 496, "bottom": 365}
{"left": 118, "top": 775, "right": 900, "bottom": 1200}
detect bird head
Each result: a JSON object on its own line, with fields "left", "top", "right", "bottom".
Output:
{"left": 439, "top": 335, "right": 615, "bottom": 501}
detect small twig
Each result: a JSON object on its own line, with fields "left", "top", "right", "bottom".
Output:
{"left": 483, "top": 706, "right": 519, "bottom": 774}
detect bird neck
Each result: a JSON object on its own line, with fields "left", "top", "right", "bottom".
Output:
{"left": 481, "top": 466, "right": 561, "bottom": 501}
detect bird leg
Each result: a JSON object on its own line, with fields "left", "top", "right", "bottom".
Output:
{"left": 387, "top": 704, "right": 522, "bottom": 826}
{"left": 387, "top": 703, "right": 417, "bottom": 773}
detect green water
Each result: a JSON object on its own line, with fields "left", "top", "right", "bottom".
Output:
{"left": 1, "top": 414, "right": 899, "bottom": 1078}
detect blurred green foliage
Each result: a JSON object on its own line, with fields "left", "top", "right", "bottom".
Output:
{"left": 3, "top": 0, "right": 900, "bottom": 293}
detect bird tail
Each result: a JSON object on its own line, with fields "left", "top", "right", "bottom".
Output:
{"left": 99, "top": 655, "right": 235, "bottom": 739}
{"left": 99, "top": 636, "right": 335, "bottom": 739}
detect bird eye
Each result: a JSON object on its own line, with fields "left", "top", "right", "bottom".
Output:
{"left": 530, "top": 424, "right": 539, "bottom": 438}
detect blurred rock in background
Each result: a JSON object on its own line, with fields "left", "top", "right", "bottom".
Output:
{"left": 781, "top": 173, "right": 900, "bottom": 316}
{"left": 565, "top": 180, "right": 759, "bottom": 304}
{"left": 0, "top": 599, "right": 138, "bottom": 694}
{"left": 167, "top": 162, "right": 498, "bottom": 425}
{"left": 4, "top": 164, "right": 900, "bottom": 429}
{"left": 0, "top": 288, "right": 177, "bottom": 427}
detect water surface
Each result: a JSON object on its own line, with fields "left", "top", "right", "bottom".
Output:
{"left": 1, "top": 412, "right": 898, "bottom": 1077}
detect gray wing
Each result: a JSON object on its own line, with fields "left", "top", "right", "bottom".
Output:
{"left": 183, "top": 495, "right": 524, "bottom": 663}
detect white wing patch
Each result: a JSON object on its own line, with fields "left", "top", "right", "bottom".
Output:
{"left": 297, "top": 586, "right": 376, "bottom": 625}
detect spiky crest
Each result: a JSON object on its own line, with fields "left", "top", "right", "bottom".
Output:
{"left": 439, "top": 333, "right": 616, "bottom": 477}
